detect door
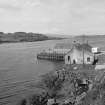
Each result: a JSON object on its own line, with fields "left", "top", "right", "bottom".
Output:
{"left": 73, "top": 60, "right": 76, "bottom": 64}
{"left": 67, "top": 56, "right": 71, "bottom": 64}
{"left": 68, "top": 56, "right": 70, "bottom": 61}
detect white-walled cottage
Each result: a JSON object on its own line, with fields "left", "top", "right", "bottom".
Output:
{"left": 65, "top": 43, "right": 94, "bottom": 64}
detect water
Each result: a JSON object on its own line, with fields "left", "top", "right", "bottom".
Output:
{"left": 0, "top": 37, "right": 104, "bottom": 105}
{"left": 0, "top": 40, "right": 65, "bottom": 105}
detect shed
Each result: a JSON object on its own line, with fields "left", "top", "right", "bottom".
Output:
{"left": 65, "top": 43, "right": 94, "bottom": 64}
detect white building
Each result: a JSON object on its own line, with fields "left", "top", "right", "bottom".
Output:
{"left": 65, "top": 43, "right": 94, "bottom": 64}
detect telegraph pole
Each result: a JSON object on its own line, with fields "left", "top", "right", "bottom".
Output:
{"left": 82, "top": 35, "right": 85, "bottom": 66}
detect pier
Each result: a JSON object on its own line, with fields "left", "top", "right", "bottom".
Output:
{"left": 37, "top": 52, "right": 65, "bottom": 61}
{"left": 37, "top": 48, "right": 68, "bottom": 61}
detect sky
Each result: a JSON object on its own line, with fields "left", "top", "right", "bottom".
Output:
{"left": 0, "top": 0, "right": 105, "bottom": 35}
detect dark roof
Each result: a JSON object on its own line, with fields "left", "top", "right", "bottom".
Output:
{"left": 73, "top": 43, "right": 92, "bottom": 52}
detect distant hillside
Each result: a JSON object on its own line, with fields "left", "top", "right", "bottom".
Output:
{"left": 74, "top": 35, "right": 105, "bottom": 48}
{"left": 53, "top": 35, "right": 105, "bottom": 50}
{"left": 75, "top": 34, "right": 104, "bottom": 38}
{"left": 0, "top": 32, "right": 63, "bottom": 43}
{"left": 46, "top": 33, "right": 72, "bottom": 38}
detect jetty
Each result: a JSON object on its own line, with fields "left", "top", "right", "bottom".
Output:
{"left": 37, "top": 51, "right": 65, "bottom": 61}
{"left": 37, "top": 42, "right": 73, "bottom": 61}
{"left": 37, "top": 48, "right": 70, "bottom": 61}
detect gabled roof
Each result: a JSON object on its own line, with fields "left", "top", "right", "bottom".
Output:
{"left": 66, "top": 43, "right": 92, "bottom": 55}
{"left": 74, "top": 43, "right": 92, "bottom": 52}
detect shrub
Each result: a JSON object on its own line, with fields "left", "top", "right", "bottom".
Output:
{"left": 17, "top": 98, "right": 27, "bottom": 105}
{"left": 40, "top": 72, "right": 65, "bottom": 98}
{"left": 28, "top": 93, "right": 48, "bottom": 105}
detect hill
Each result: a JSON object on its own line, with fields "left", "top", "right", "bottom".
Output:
{"left": 73, "top": 35, "right": 105, "bottom": 48}
{"left": 74, "top": 35, "right": 105, "bottom": 43}
{"left": 0, "top": 32, "right": 63, "bottom": 43}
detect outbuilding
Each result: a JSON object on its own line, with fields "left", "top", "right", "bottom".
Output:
{"left": 65, "top": 43, "right": 94, "bottom": 64}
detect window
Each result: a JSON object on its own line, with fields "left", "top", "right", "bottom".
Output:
{"left": 87, "top": 57, "right": 90, "bottom": 62}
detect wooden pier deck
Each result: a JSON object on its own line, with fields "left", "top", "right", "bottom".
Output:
{"left": 37, "top": 52, "right": 65, "bottom": 61}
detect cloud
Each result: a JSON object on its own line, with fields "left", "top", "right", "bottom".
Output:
{"left": 0, "top": 0, "right": 23, "bottom": 11}
{"left": 0, "top": 0, "right": 105, "bottom": 34}
{"left": 0, "top": 0, "right": 41, "bottom": 11}
{"left": 0, "top": 4, "right": 22, "bottom": 11}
